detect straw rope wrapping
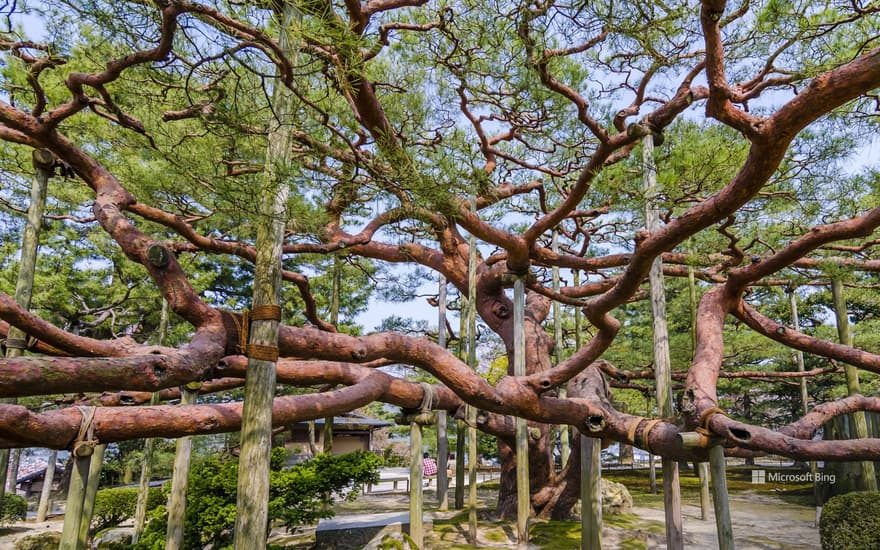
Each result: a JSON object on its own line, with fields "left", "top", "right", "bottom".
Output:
{"left": 72, "top": 406, "right": 99, "bottom": 457}
{"left": 220, "top": 305, "right": 283, "bottom": 361}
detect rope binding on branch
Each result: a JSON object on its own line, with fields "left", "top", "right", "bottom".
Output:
{"left": 219, "top": 304, "right": 283, "bottom": 361}
{"left": 72, "top": 406, "right": 99, "bottom": 457}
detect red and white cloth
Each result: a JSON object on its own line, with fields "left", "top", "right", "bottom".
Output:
{"left": 422, "top": 457, "right": 438, "bottom": 476}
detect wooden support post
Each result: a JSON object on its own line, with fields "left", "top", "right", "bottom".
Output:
{"left": 455, "top": 295, "right": 468, "bottom": 510}
{"left": 133, "top": 392, "right": 163, "bottom": 543}
{"left": 580, "top": 435, "right": 602, "bottom": 550}
{"left": 78, "top": 444, "right": 107, "bottom": 547}
{"left": 438, "top": 277, "right": 450, "bottom": 511}
{"left": 698, "top": 462, "right": 711, "bottom": 521}
{"left": 466, "top": 213, "right": 479, "bottom": 543}
{"left": 322, "top": 255, "right": 342, "bottom": 454}
{"left": 643, "top": 131, "right": 683, "bottom": 549}
{"left": 551, "top": 232, "right": 570, "bottom": 468}
{"left": 37, "top": 449, "right": 57, "bottom": 521}
{"left": 1, "top": 148, "right": 52, "bottom": 500}
{"left": 831, "top": 278, "right": 877, "bottom": 491}
{"left": 647, "top": 395, "right": 657, "bottom": 495}
{"left": 233, "top": 5, "right": 297, "bottom": 548}
{"left": 6, "top": 450, "right": 20, "bottom": 493}
{"left": 709, "top": 444, "right": 735, "bottom": 550}
{"left": 166, "top": 385, "right": 199, "bottom": 549}
{"left": 409, "top": 422, "right": 424, "bottom": 548}
{"left": 134, "top": 299, "right": 169, "bottom": 544}
{"left": 689, "top": 263, "right": 711, "bottom": 520}
{"left": 468, "top": 405, "right": 478, "bottom": 543}
{"left": 59, "top": 455, "right": 91, "bottom": 550}
{"left": 788, "top": 289, "right": 821, "bottom": 524}
{"left": 513, "top": 274, "right": 530, "bottom": 546}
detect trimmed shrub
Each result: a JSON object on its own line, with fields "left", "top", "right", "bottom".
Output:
{"left": 92, "top": 486, "right": 164, "bottom": 532}
{"left": 135, "top": 448, "right": 381, "bottom": 550}
{"left": 0, "top": 493, "right": 27, "bottom": 526}
{"left": 820, "top": 491, "right": 880, "bottom": 549}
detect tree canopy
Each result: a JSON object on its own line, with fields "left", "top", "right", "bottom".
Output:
{"left": 2, "top": 0, "right": 880, "bottom": 520}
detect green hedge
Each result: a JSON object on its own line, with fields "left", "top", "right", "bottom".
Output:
{"left": 820, "top": 491, "right": 880, "bottom": 549}
{"left": 0, "top": 493, "right": 27, "bottom": 525}
{"left": 92, "top": 486, "right": 164, "bottom": 532}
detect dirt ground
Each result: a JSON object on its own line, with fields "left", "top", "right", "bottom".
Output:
{"left": 0, "top": 488, "right": 821, "bottom": 549}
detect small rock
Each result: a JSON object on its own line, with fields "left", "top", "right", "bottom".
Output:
{"left": 601, "top": 479, "right": 633, "bottom": 514}
{"left": 93, "top": 527, "right": 133, "bottom": 549}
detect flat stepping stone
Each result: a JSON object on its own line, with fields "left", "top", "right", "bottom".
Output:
{"left": 316, "top": 511, "right": 432, "bottom": 550}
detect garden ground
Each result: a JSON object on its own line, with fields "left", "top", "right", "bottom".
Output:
{"left": 0, "top": 466, "right": 820, "bottom": 549}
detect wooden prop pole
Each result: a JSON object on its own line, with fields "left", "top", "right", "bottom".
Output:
{"left": 699, "top": 462, "right": 711, "bottom": 521}
{"left": 466, "top": 210, "right": 479, "bottom": 543}
{"left": 78, "top": 444, "right": 107, "bottom": 547}
{"left": 36, "top": 449, "right": 57, "bottom": 522}
{"left": 552, "top": 231, "right": 570, "bottom": 467}
{"left": 59, "top": 454, "right": 90, "bottom": 550}
{"left": 166, "top": 385, "right": 199, "bottom": 550}
{"left": 323, "top": 255, "right": 342, "bottom": 454}
{"left": 514, "top": 274, "right": 530, "bottom": 546}
{"left": 788, "top": 288, "right": 821, "bottom": 525}
{"left": 709, "top": 444, "right": 735, "bottom": 550}
{"left": 455, "top": 298, "right": 468, "bottom": 509}
{"left": 409, "top": 422, "right": 424, "bottom": 548}
{"left": 1, "top": 149, "right": 52, "bottom": 500}
{"left": 580, "top": 435, "right": 602, "bottom": 549}
{"left": 133, "top": 299, "right": 170, "bottom": 543}
{"left": 689, "top": 263, "right": 711, "bottom": 520}
{"left": 437, "top": 275, "right": 450, "bottom": 510}
{"left": 642, "top": 130, "right": 683, "bottom": 549}
{"left": 233, "top": 4, "right": 297, "bottom": 548}
{"left": 831, "top": 278, "right": 877, "bottom": 491}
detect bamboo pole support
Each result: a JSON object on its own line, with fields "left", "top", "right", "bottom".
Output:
{"left": 0, "top": 148, "right": 52, "bottom": 500}
{"left": 166, "top": 386, "right": 199, "bottom": 550}
{"left": 233, "top": 5, "right": 298, "bottom": 548}
{"left": 709, "top": 444, "right": 735, "bottom": 550}
{"left": 409, "top": 421, "right": 424, "bottom": 548}
{"left": 437, "top": 275, "right": 450, "bottom": 510}
{"left": 513, "top": 274, "right": 530, "bottom": 546}
{"left": 59, "top": 455, "right": 91, "bottom": 550}
{"left": 831, "top": 278, "right": 877, "bottom": 491}
{"left": 643, "top": 131, "right": 683, "bottom": 549}
{"left": 551, "top": 232, "right": 570, "bottom": 467}
{"left": 580, "top": 435, "right": 602, "bottom": 549}
{"left": 77, "top": 444, "right": 107, "bottom": 547}
{"left": 36, "top": 449, "right": 57, "bottom": 521}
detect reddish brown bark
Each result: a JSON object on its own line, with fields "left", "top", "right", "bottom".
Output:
{"left": 2, "top": 1, "right": 880, "bottom": 522}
